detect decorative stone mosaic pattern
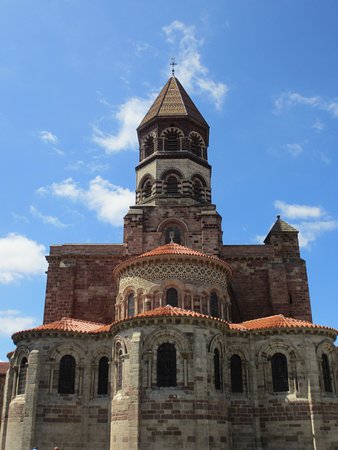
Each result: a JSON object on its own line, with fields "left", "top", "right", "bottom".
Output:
{"left": 118, "top": 261, "right": 228, "bottom": 292}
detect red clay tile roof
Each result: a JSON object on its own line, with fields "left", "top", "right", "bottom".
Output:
{"left": 240, "top": 314, "right": 336, "bottom": 332}
{"left": 136, "top": 305, "right": 217, "bottom": 319}
{"left": 12, "top": 311, "right": 336, "bottom": 339}
{"left": 0, "top": 362, "right": 9, "bottom": 375}
{"left": 13, "top": 317, "right": 105, "bottom": 337}
{"left": 115, "top": 242, "right": 232, "bottom": 275}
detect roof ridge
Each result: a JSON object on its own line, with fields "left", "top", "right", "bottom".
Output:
{"left": 172, "top": 77, "right": 188, "bottom": 115}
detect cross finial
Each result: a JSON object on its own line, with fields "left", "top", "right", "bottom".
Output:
{"left": 169, "top": 231, "right": 175, "bottom": 243}
{"left": 170, "top": 57, "right": 177, "bottom": 76}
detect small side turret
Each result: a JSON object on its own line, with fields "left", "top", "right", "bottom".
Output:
{"left": 264, "top": 215, "right": 300, "bottom": 259}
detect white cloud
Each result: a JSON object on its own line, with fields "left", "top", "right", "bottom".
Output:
{"left": 274, "top": 91, "right": 338, "bottom": 118}
{"left": 297, "top": 220, "right": 338, "bottom": 249}
{"left": 312, "top": 119, "right": 325, "bottom": 132}
{"left": 30, "top": 206, "right": 68, "bottom": 229}
{"left": 284, "top": 143, "right": 303, "bottom": 157}
{"left": 40, "top": 176, "right": 134, "bottom": 227}
{"left": 163, "top": 20, "right": 228, "bottom": 109}
{"left": 92, "top": 96, "right": 154, "bottom": 153}
{"left": 0, "top": 234, "right": 47, "bottom": 284}
{"left": 66, "top": 160, "right": 109, "bottom": 173}
{"left": 274, "top": 200, "right": 325, "bottom": 220}
{"left": 0, "top": 310, "right": 36, "bottom": 336}
{"left": 39, "top": 130, "right": 58, "bottom": 144}
{"left": 273, "top": 200, "right": 337, "bottom": 249}
{"left": 38, "top": 130, "right": 65, "bottom": 156}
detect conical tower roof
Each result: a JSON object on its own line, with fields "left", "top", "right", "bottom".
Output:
{"left": 138, "top": 76, "right": 209, "bottom": 129}
{"left": 264, "top": 215, "right": 298, "bottom": 244}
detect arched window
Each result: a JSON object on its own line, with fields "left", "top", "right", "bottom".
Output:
{"left": 193, "top": 179, "right": 204, "bottom": 201}
{"left": 190, "top": 134, "right": 202, "bottom": 157}
{"left": 321, "top": 354, "right": 333, "bottom": 393}
{"left": 17, "top": 357, "right": 28, "bottom": 395}
{"left": 127, "top": 293, "right": 135, "bottom": 317}
{"left": 271, "top": 353, "right": 289, "bottom": 392}
{"left": 165, "top": 131, "right": 179, "bottom": 152}
{"left": 166, "top": 176, "right": 178, "bottom": 195}
{"left": 58, "top": 355, "right": 76, "bottom": 394}
{"left": 157, "top": 343, "right": 176, "bottom": 387}
{"left": 210, "top": 293, "right": 219, "bottom": 317}
{"left": 164, "top": 226, "right": 182, "bottom": 244}
{"left": 214, "top": 348, "right": 221, "bottom": 390}
{"left": 166, "top": 288, "right": 178, "bottom": 307}
{"left": 230, "top": 354, "right": 243, "bottom": 393}
{"left": 144, "top": 136, "right": 154, "bottom": 158}
{"left": 143, "top": 180, "right": 152, "bottom": 198}
{"left": 116, "top": 349, "right": 123, "bottom": 391}
{"left": 97, "top": 356, "right": 109, "bottom": 395}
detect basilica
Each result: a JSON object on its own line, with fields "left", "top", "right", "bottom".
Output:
{"left": 1, "top": 76, "right": 337, "bottom": 449}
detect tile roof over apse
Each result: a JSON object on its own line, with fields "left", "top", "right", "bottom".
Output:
{"left": 138, "top": 76, "right": 209, "bottom": 128}
{"left": 14, "top": 317, "right": 105, "bottom": 337}
{"left": 241, "top": 314, "right": 337, "bottom": 333}
{"left": 136, "top": 304, "right": 214, "bottom": 319}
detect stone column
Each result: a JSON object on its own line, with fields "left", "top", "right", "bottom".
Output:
{"left": 20, "top": 350, "right": 40, "bottom": 449}
{"left": 0, "top": 363, "right": 13, "bottom": 450}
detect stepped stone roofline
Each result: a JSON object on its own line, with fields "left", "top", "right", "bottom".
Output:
{"left": 264, "top": 215, "right": 298, "bottom": 244}
{"left": 12, "top": 307, "right": 337, "bottom": 342}
{"left": 138, "top": 76, "right": 209, "bottom": 129}
{"left": 114, "top": 242, "right": 233, "bottom": 277}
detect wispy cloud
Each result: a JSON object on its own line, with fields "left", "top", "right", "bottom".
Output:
{"left": 30, "top": 206, "right": 68, "bottom": 229}
{"left": 312, "top": 118, "right": 325, "bottom": 132}
{"left": 284, "top": 143, "right": 303, "bottom": 157}
{"left": 0, "top": 310, "right": 37, "bottom": 336}
{"left": 274, "top": 92, "right": 338, "bottom": 118}
{"left": 65, "top": 160, "right": 109, "bottom": 173}
{"left": 274, "top": 200, "right": 324, "bottom": 219}
{"left": 0, "top": 233, "right": 47, "bottom": 283}
{"left": 274, "top": 200, "right": 337, "bottom": 249}
{"left": 92, "top": 96, "right": 154, "bottom": 153}
{"left": 39, "top": 130, "right": 58, "bottom": 144}
{"left": 38, "top": 130, "right": 65, "bottom": 156}
{"left": 163, "top": 20, "right": 229, "bottom": 109}
{"left": 38, "top": 177, "right": 134, "bottom": 227}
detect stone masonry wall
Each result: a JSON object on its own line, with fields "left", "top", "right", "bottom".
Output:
{"left": 43, "top": 244, "right": 128, "bottom": 324}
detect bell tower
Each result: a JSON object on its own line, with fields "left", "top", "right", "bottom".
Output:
{"left": 124, "top": 76, "right": 223, "bottom": 255}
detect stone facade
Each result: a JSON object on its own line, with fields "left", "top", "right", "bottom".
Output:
{"left": 1, "top": 75, "right": 337, "bottom": 450}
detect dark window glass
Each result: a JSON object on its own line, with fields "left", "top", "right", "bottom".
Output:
{"left": 144, "top": 181, "right": 152, "bottom": 198}
{"left": 321, "top": 354, "right": 333, "bottom": 393}
{"left": 116, "top": 350, "right": 123, "bottom": 391}
{"left": 98, "top": 356, "right": 109, "bottom": 395}
{"left": 214, "top": 349, "right": 221, "bottom": 390}
{"left": 128, "top": 293, "right": 135, "bottom": 317}
{"left": 164, "top": 226, "right": 182, "bottom": 244}
{"left": 271, "top": 353, "right": 289, "bottom": 392}
{"left": 166, "top": 176, "right": 178, "bottom": 195}
{"left": 166, "top": 132, "right": 179, "bottom": 151}
{"left": 144, "top": 136, "right": 154, "bottom": 157}
{"left": 17, "top": 357, "right": 28, "bottom": 395}
{"left": 230, "top": 354, "right": 243, "bottom": 393}
{"left": 157, "top": 343, "right": 176, "bottom": 387}
{"left": 58, "top": 355, "right": 76, "bottom": 394}
{"left": 166, "top": 288, "right": 178, "bottom": 307}
{"left": 210, "top": 293, "right": 219, "bottom": 317}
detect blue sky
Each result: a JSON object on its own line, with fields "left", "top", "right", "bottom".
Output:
{"left": 0, "top": 0, "right": 337, "bottom": 360}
